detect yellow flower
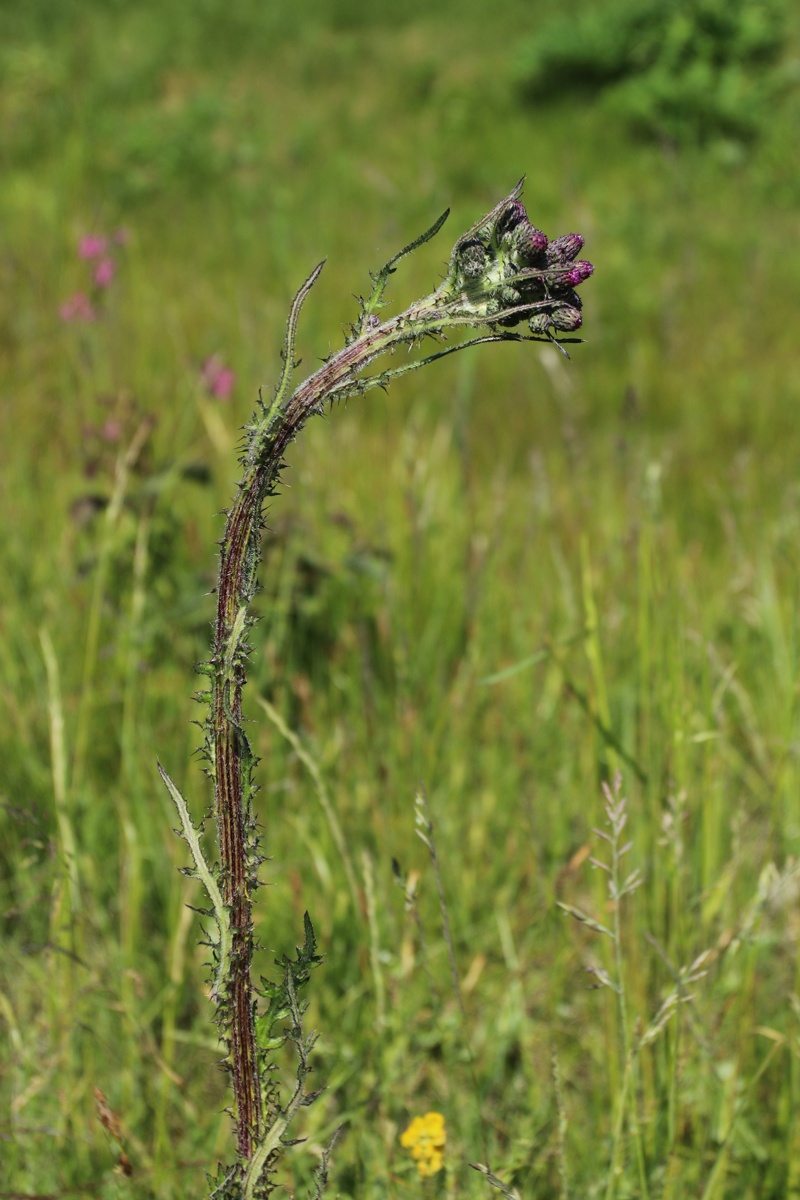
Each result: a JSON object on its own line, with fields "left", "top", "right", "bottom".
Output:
{"left": 400, "top": 1112, "right": 446, "bottom": 1177}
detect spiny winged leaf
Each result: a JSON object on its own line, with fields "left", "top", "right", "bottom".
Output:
{"left": 356, "top": 207, "right": 450, "bottom": 334}
{"left": 207, "top": 1162, "right": 242, "bottom": 1200}
{"left": 256, "top": 913, "right": 323, "bottom": 1049}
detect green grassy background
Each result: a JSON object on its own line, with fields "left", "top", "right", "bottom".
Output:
{"left": 2, "top": 1, "right": 800, "bottom": 1196}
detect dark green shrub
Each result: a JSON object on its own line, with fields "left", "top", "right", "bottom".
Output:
{"left": 516, "top": 0, "right": 787, "bottom": 144}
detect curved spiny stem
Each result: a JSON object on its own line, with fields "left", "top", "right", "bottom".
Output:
{"left": 162, "top": 180, "right": 593, "bottom": 1192}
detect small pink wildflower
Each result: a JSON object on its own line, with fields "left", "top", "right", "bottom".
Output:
{"left": 94, "top": 257, "right": 116, "bottom": 288}
{"left": 101, "top": 418, "right": 123, "bottom": 443}
{"left": 60, "top": 292, "right": 96, "bottom": 322}
{"left": 112, "top": 228, "right": 130, "bottom": 246}
{"left": 78, "top": 234, "right": 108, "bottom": 260}
{"left": 200, "top": 355, "right": 236, "bottom": 400}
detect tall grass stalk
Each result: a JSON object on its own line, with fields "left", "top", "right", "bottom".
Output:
{"left": 559, "top": 776, "right": 648, "bottom": 1198}
{"left": 257, "top": 694, "right": 360, "bottom": 914}
{"left": 72, "top": 419, "right": 155, "bottom": 800}
{"left": 600, "top": 777, "right": 648, "bottom": 1200}
{"left": 414, "top": 788, "right": 489, "bottom": 1163}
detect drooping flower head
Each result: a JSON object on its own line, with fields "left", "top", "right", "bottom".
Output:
{"left": 443, "top": 180, "right": 593, "bottom": 340}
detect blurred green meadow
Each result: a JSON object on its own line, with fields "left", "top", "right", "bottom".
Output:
{"left": 2, "top": 0, "right": 800, "bottom": 1196}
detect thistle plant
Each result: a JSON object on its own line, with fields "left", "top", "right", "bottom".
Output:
{"left": 158, "top": 179, "right": 593, "bottom": 1198}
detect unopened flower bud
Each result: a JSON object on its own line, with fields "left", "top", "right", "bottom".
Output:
{"left": 494, "top": 202, "right": 528, "bottom": 242}
{"left": 528, "top": 312, "right": 551, "bottom": 334}
{"left": 551, "top": 305, "right": 583, "bottom": 331}
{"left": 458, "top": 238, "right": 488, "bottom": 279}
{"left": 512, "top": 223, "right": 548, "bottom": 260}
{"left": 501, "top": 285, "right": 523, "bottom": 307}
{"left": 546, "top": 234, "right": 584, "bottom": 265}
{"left": 565, "top": 260, "right": 593, "bottom": 286}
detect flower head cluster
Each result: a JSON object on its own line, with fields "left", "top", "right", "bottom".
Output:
{"left": 60, "top": 228, "right": 129, "bottom": 323}
{"left": 446, "top": 186, "right": 592, "bottom": 339}
{"left": 400, "top": 1112, "right": 446, "bottom": 1178}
